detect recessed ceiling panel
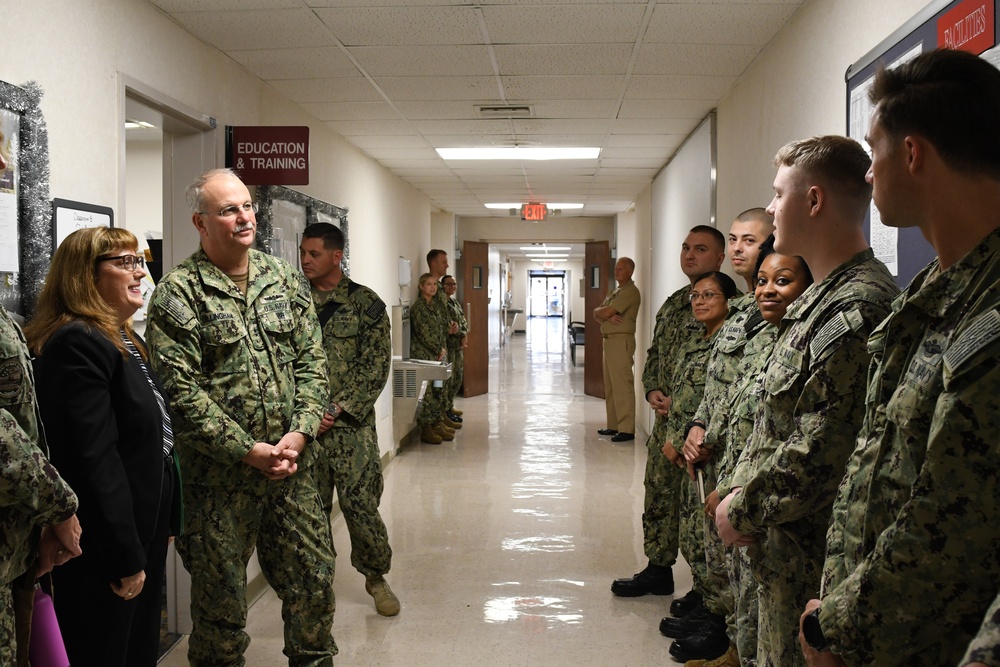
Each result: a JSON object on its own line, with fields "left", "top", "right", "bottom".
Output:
{"left": 314, "top": 6, "right": 483, "bottom": 46}
{"left": 482, "top": 5, "right": 646, "bottom": 44}
{"left": 267, "top": 77, "right": 381, "bottom": 104}
{"left": 493, "top": 44, "right": 633, "bottom": 76}
{"left": 229, "top": 47, "right": 359, "bottom": 80}
{"left": 350, "top": 45, "right": 496, "bottom": 76}
{"left": 171, "top": 9, "right": 335, "bottom": 51}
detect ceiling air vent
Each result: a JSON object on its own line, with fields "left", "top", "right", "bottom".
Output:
{"left": 477, "top": 104, "right": 532, "bottom": 118}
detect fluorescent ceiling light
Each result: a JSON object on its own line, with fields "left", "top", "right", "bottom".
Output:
{"left": 125, "top": 120, "right": 155, "bottom": 129}
{"left": 520, "top": 246, "right": 571, "bottom": 251}
{"left": 438, "top": 147, "right": 600, "bottom": 161}
{"left": 532, "top": 258, "right": 566, "bottom": 263}
{"left": 485, "top": 202, "right": 584, "bottom": 209}
{"left": 525, "top": 253, "right": 569, "bottom": 258}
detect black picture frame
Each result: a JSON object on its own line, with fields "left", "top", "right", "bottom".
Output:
{"left": 52, "top": 198, "right": 114, "bottom": 250}
{"left": 254, "top": 184, "right": 350, "bottom": 276}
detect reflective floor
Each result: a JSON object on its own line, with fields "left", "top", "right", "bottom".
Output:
{"left": 160, "top": 316, "right": 695, "bottom": 665}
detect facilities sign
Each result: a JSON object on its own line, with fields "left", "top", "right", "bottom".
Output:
{"left": 227, "top": 126, "right": 309, "bottom": 185}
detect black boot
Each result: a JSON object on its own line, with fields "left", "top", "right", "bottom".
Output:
{"left": 659, "top": 604, "right": 713, "bottom": 638}
{"left": 610, "top": 563, "right": 674, "bottom": 597}
{"left": 668, "top": 621, "right": 730, "bottom": 662}
{"left": 669, "top": 589, "right": 703, "bottom": 617}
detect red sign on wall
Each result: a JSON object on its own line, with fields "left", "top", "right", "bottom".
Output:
{"left": 937, "top": 0, "right": 995, "bottom": 54}
{"left": 227, "top": 126, "right": 310, "bottom": 185}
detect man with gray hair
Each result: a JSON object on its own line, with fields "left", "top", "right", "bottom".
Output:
{"left": 147, "top": 168, "right": 337, "bottom": 665}
{"left": 594, "top": 256, "right": 641, "bottom": 442}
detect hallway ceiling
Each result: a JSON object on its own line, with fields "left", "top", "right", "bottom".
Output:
{"left": 150, "top": 0, "right": 805, "bottom": 217}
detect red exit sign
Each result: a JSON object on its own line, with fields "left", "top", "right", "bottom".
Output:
{"left": 521, "top": 203, "right": 548, "bottom": 221}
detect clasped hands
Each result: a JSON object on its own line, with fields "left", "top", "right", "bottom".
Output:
{"left": 243, "top": 431, "right": 307, "bottom": 480}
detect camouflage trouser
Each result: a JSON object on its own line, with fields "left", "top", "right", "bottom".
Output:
{"left": 679, "top": 473, "right": 709, "bottom": 597}
{"left": 755, "top": 569, "right": 810, "bottom": 667}
{"left": 316, "top": 424, "right": 392, "bottom": 578}
{"left": 702, "top": 460, "right": 735, "bottom": 622}
{"left": 177, "top": 459, "right": 337, "bottom": 667}
{"left": 446, "top": 345, "right": 464, "bottom": 409}
{"left": 728, "top": 546, "right": 758, "bottom": 667}
{"left": 0, "top": 582, "right": 13, "bottom": 667}
{"left": 642, "top": 419, "right": 681, "bottom": 568}
{"left": 418, "top": 381, "right": 444, "bottom": 427}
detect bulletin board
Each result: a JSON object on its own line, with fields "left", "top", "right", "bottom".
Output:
{"left": 846, "top": 0, "right": 1000, "bottom": 287}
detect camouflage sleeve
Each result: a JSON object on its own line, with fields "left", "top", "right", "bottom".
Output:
{"left": 727, "top": 306, "right": 876, "bottom": 535}
{"left": 287, "top": 274, "right": 328, "bottom": 440}
{"left": 962, "top": 593, "right": 1000, "bottom": 667}
{"left": 0, "top": 409, "right": 78, "bottom": 523}
{"left": 642, "top": 303, "right": 669, "bottom": 396}
{"left": 819, "top": 349, "right": 1000, "bottom": 666}
{"left": 146, "top": 283, "right": 257, "bottom": 464}
{"left": 410, "top": 300, "right": 446, "bottom": 360}
{"left": 330, "top": 299, "right": 390, "bottom": 421}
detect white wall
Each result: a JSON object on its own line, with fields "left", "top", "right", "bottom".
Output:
{"left": 715, "top": 0, "right": 932, "bottom": 223}
{"left": 6, "top": 0, "right": 434, "bottom": 463}
{"left": 124, "top": 137, "right": 163, "bottom": 254}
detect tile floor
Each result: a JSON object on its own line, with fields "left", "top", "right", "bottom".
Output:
{"left": 160, "top": 316, "right": 695, "bottom": 666}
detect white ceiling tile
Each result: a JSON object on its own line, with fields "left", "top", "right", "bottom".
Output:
{"left": 364, "top": 147, "right": 442, "bottom": 160}
{"left": 230, "top": 47, "right": 359, "bottom": 79}
{"left": 301, "top": 101, "right": 400, "bottom": 121}
{"left": 511, "top": 119, "right": 613, "bottom": 135}
{"left": 493, "top": 44, "right": 633, "bottom": 76}
{"left": 151, "top": 0, "right": 300, "bottom": 10}
{"left": 350, "top": 46, "right": 496, "bottom": 76}
{"left": 411, "top": 119, "right": 518, "bottom": 135}
{"left": 323, "top": 119, "right": 418, "bottom": 135}
{"left": 267, "top": 78, "right": 381, "bottom": 103}
{"left": 625, "top": 75, "right": 738, "bottom": 99}
{"left": 633, "top": 43, "right": 764, "bottom": 76}
{"left": 599, "top": 158, "right": 668, "bottom": 169}
{"left": 374, "top": 77, "right": 502, "bottom": 101}
{"left": 600, "top": 147, "right": 673, "bottom": 160}
{"left": 481, "top": 5, "right": 646, "bottom": 44}
{"left": 171, "top": 9, "right": 335, "bottom": 51}
{"left": 613, "top": 118, "right": 701, "bottom": 134}
{"left": 617, "top": 98, "right": 715, "bottom": 119}
{"left": 346, "top": 134, "right": 432, "bottom": 149}
{"left": 313, "top": 6, "right": 483, "bottom": 46}
{"left": 605, "top": 134, "right": 685, "bottom": 149}
{"left": 645, "top": 3, "right": 801, "bottom": 45}
{"left": 501, "top": 76, "right": 623, "bottom": 100}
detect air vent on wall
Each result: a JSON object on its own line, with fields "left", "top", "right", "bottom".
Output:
{"left": 476, "top": 104, "right": 532, "bottom": 118}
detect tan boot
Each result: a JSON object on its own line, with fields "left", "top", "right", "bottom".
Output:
{"left": 420, "top": 426, "right": 443, "bottom": 444}
{"left": 365, "top": 575, "right": 401, "bottom": 617}
{"left": 436, "top": 420, "right": 456, "bottom": 435}
{"left": 434, "top": 423, "right": 455, "bottom": 441}
{"left": 441, "top": 413, "right": 462, "bottom": 429}
{"left": 685, "top": 644, "right": 739, "bottom": 667}
{"left": 450, "top": 408, "right": 463, "bottom": 416}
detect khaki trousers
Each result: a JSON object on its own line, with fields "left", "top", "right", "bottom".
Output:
{"left": 602, "top": 333, "right": 636, "bottom": 433}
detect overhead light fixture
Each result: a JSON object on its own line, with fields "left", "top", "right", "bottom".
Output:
{"left": 486, "top": 202, "right": 584, "bottom": 210}
{"left": 520, "top": 246, "right": 571, "bottom": 251}
{"left": 125, "top": 120, "right": 155, "bottom": 129}
{"left": 437, "top": 147, "right": 600, "bottom": 161}
{"left": 525, "top": 253, "right": 568, "bottom": 258}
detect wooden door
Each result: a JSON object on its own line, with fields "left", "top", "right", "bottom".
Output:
{"left": 584, "top": 241, "right": 610, "bottom": 398}
{"left": 462, "top": 240, "right": 489, "bottom": 397}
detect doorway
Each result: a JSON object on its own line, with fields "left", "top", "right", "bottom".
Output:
{"left": 528, "top": 271, "right": 565, "bottom": 318}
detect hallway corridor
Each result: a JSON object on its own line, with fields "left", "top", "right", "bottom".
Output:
{"left": 162, "top": 316, "right": 695, "bottom": 666}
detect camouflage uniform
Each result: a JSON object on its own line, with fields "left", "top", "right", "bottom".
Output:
{"left": 721, "top": 324, "right": 777, "bottom": 667}
{"left": 147, "top": 248, "right": 336, "bottom": 667}
{"left": 725, "top": 249, "right": 897, "bottom": 667}
{"left": 818, "top": 230, "right": 1000, "bottom": 667}
{"left": 962, "top": 592, "right": 1000, "bottom": 667}
{"left": 640, "top": 286, "right": 701, "bottom": 568}
{"left": 690, "top": 294, "right": 767, "bottom": 644}
{"left": 665, "top": 328, "right": 718, "bottom": 599}
{"left": 0, "top": 310, "right": 78, "bottom": 665}
{"left": 312, "top": 278, "right": 393, "bottom": 578}
{"left": 409, "top": 296, "right": 447, "bottom": 427}
{"left": 444, "top": 294, "right": 468, "bottom": 411}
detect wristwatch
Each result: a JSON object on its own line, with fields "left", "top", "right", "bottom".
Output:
{"left": 802, "top": 608, "right": 829, "bottom": 652}
{"left": 327, "top": 403, "right": 342, "bottom": 419}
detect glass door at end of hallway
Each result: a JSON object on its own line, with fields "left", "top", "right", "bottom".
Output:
{"left": 528, "top": 271, "right": 565, "bottom": 318}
